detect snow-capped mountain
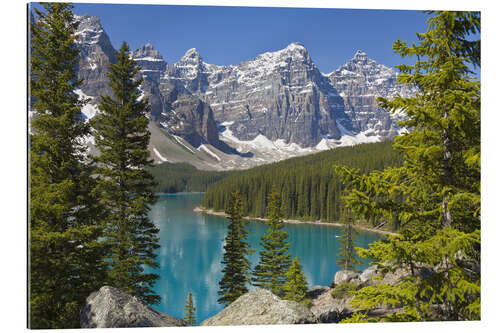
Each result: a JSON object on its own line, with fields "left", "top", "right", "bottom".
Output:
{"left": 68, "top": 14, "right": 416, "bottom": 170}
{"left": 164, "top": 42, "right": 347, "bottom": 147}
{"left": 74, "top": 15, "right": 116, "bottom": 99}
{"left": 328, "top": 50, "right": 417, "bottom": 138}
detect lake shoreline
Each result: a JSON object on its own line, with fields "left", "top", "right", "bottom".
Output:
{"left": 193, "top": 206, "right": 399, "bottom": 236}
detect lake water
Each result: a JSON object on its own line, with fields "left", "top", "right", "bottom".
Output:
{"left": 147, "top": 193, "right": 383, "bottom": 324}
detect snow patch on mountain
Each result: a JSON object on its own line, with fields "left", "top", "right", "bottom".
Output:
{"left": 172, "top": 135, "right": 196, "bottom": 154}
{"left": 74, "top": 15, "right": 105, "bottom": 46}
{"left": 75, "top": 89, "right": 98, "bottom": 121}
{"left": 198, "top": 144, "right": 221, "bottom": 161}
{"left": 153, "top": 147, "right": 169, "bottom": 163}
{"left": 219, "top": 122, "right": 315, "bottom": 156}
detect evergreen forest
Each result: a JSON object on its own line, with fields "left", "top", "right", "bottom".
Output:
{"left": 148, "top": 162, "right": 238, "bottom": 193}
{"left": 201, "top": 140, "right": 403, "bottom": 225}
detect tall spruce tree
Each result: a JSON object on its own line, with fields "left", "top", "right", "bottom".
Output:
{"left": 252, "top": 189, "right": 292, "bottom": 297}
{"left": 183, "top": 293, "right": 196, "bottom": 325}
{"left": 92, "top": 42, "right": 160, "bottom": 305}
{"left": 335, "top": 11, "right": 480, "bottom": 322}
{"left": 336, "top": 209, "right": 361, "bottom": 272}
{"left": 283, "top": 257, "right": 309, "bottom": 304}
{"left": 218, "top": 191, "right": 252, "bottom": 305}
{"left": 29, "top": 3, "right": 107, "bottom": 328}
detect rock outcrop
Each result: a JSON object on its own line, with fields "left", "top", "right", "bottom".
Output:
{"left": 308, "top": 265, "right": 409, "bottom": 323}
{"left": 333, "top": 270, "right": 360, "bottom": 285}
{"left": 155, "top": 80, "right": 221, "bottom": 148}
{"left": 200, "top": 289, "right": 317, "bottom": 326}
{"left": 308, "top": 286, "right": 357, "bottom": 323}
{"left": 80, "top": 286, "right": 187, "bottom": 328}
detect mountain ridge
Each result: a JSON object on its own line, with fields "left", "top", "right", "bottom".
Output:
{"left": 69, "top": 14, "right": 417, "bottom": 170}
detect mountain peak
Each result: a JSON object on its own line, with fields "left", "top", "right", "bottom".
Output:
{"left": 74, "top": 15, "right": 105, "bottom": 46}
{"left": 75, "top": 14, "right": 103, "bottom": 31}
{"left": 255, "top": 41, "right": 311, "bottom": 65}
{"left": 353, "top": 50, "right": 368, "bottom": 60}
{"left": 285, "top": 42, "right": 306, "bottom": 51}
{"left": 176, "top": 48, "right": 204, "bottom": 69}
{"left": 183, "top": 48, "right": 201, "bottom": 59}
{"left": 132, "top": 43, "right": 164, "bottom": 61}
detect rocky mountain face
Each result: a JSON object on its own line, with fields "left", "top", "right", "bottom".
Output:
{"left": 74, "top": 15, "right": 116, "bottom": 99}
{"left": 164, "top": 43, "right": 348, "bottom": 147}
{"left": 328, "top": 50, "right": 417, "bottom": 138}
{"left": 69, "top": 14, "right": 417, "bottom": 169}
{"left": 73, "top": 15, "right": 222, "bottom": 151}
{"left": 162, "top": 43, "right": 418, "bottom": 154}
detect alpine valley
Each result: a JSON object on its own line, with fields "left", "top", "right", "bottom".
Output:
{"left": 74, "top": 14, "right": 417, "bottom": 170}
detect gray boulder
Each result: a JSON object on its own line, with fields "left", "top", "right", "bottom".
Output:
{"left": 308, "top": 286, "right": 356, "bottom": 323}
{"left": 80, "top": 286, "right": 187, "bottom": 328}
{"left": 359, "top": 265, "right": 380, "bottom": 285}
{"left": 200, "top": 289, "right": 317, "bottom": 326}
{"left": 333, "top": 270, "right": 359, "bottom": 285}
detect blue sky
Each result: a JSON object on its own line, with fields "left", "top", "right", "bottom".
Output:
{"left": 35, "top": 3, "right": 431, "bottom": 73}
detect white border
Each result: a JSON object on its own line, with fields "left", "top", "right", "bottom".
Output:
{"left": 2, "top": 1, "right": 497, "bottom": 333}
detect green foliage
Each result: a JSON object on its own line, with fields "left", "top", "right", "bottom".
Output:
{"left": 148, "top": 162, "right": 237, "bottom": 193}
{"left": 183, "top": 293, "right": 197, "bottom": 325}
{"left": 91, "top": 42, "right": 160, "bottom": 305}
{"left": 29, "top": 3, "right": 107, "bottom": 328}
{"left": 218, "top": 191, "right": 253, "bottom": 305}
{"left": 283, "top": 257, "right": 309, "bottom": 304}
{"left": 252, "top": 190, "right": 292, "bottom": 297}
{"left": 331, "top": 281, "right": 359, "bottom": 299}
{"left": 335, "top": 11, "right": 481, "bottom": 322}
{"left": 339, "top": 312, "right": 379, "bottom": 323}
{"left": 203, "top": 141, "right": 402, "bottom": 224}
{"left": 351, "top": 229, "right": 480, "bottom": 321}
{"left": 336, "top": 210, "right": 362, "bottom": 272}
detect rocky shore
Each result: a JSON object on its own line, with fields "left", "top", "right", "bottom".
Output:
{"left": 194, "top": 206, "right": 399, "bottom": 236}
{"left": 80, "top": 264, "right": 412, "bottom": 328}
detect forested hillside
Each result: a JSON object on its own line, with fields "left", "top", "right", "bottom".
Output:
{"left": 201, "top": 140, "right": 402, "bottom": 222}
{"left": 148, "top": 162, "right": 238, "bottom": 193}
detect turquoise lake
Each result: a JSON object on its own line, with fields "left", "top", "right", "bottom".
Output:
{"left": 147, "top": 193, "right": 383, "bottom": 324}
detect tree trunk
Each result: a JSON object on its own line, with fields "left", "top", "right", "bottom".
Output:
{"left": 441, "top": 116, "right": 453, "bottom": 229}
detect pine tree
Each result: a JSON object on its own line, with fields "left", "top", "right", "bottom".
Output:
{"left": 29, "top": 3, "right": 107, "bottom": 328}
{"left": 283, "top": 257, "right": 309, "bottom": 304}
{"left": 335, "top": 11, "right": 480, "bottom": 322}
{"left": 183, "top": 292, "right": 196, "bottom": 325}
{"left": 252, "top": 189, "right": 292, "bottom": 297}
{"left": 336, "top": 209, "right": 362, "bottom": 272}
{"left": 201, "top": 140, "right": 402, "bottom": 222}
{"left": 218, "top": 191, "right": 252, "bottom": 305}
{"left": 92, "top": 42, "right": 160, "bottom": 305}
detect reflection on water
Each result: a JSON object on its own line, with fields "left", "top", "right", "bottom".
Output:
{"left": 147, "top": 193, "right": 383, "bottom": 324}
